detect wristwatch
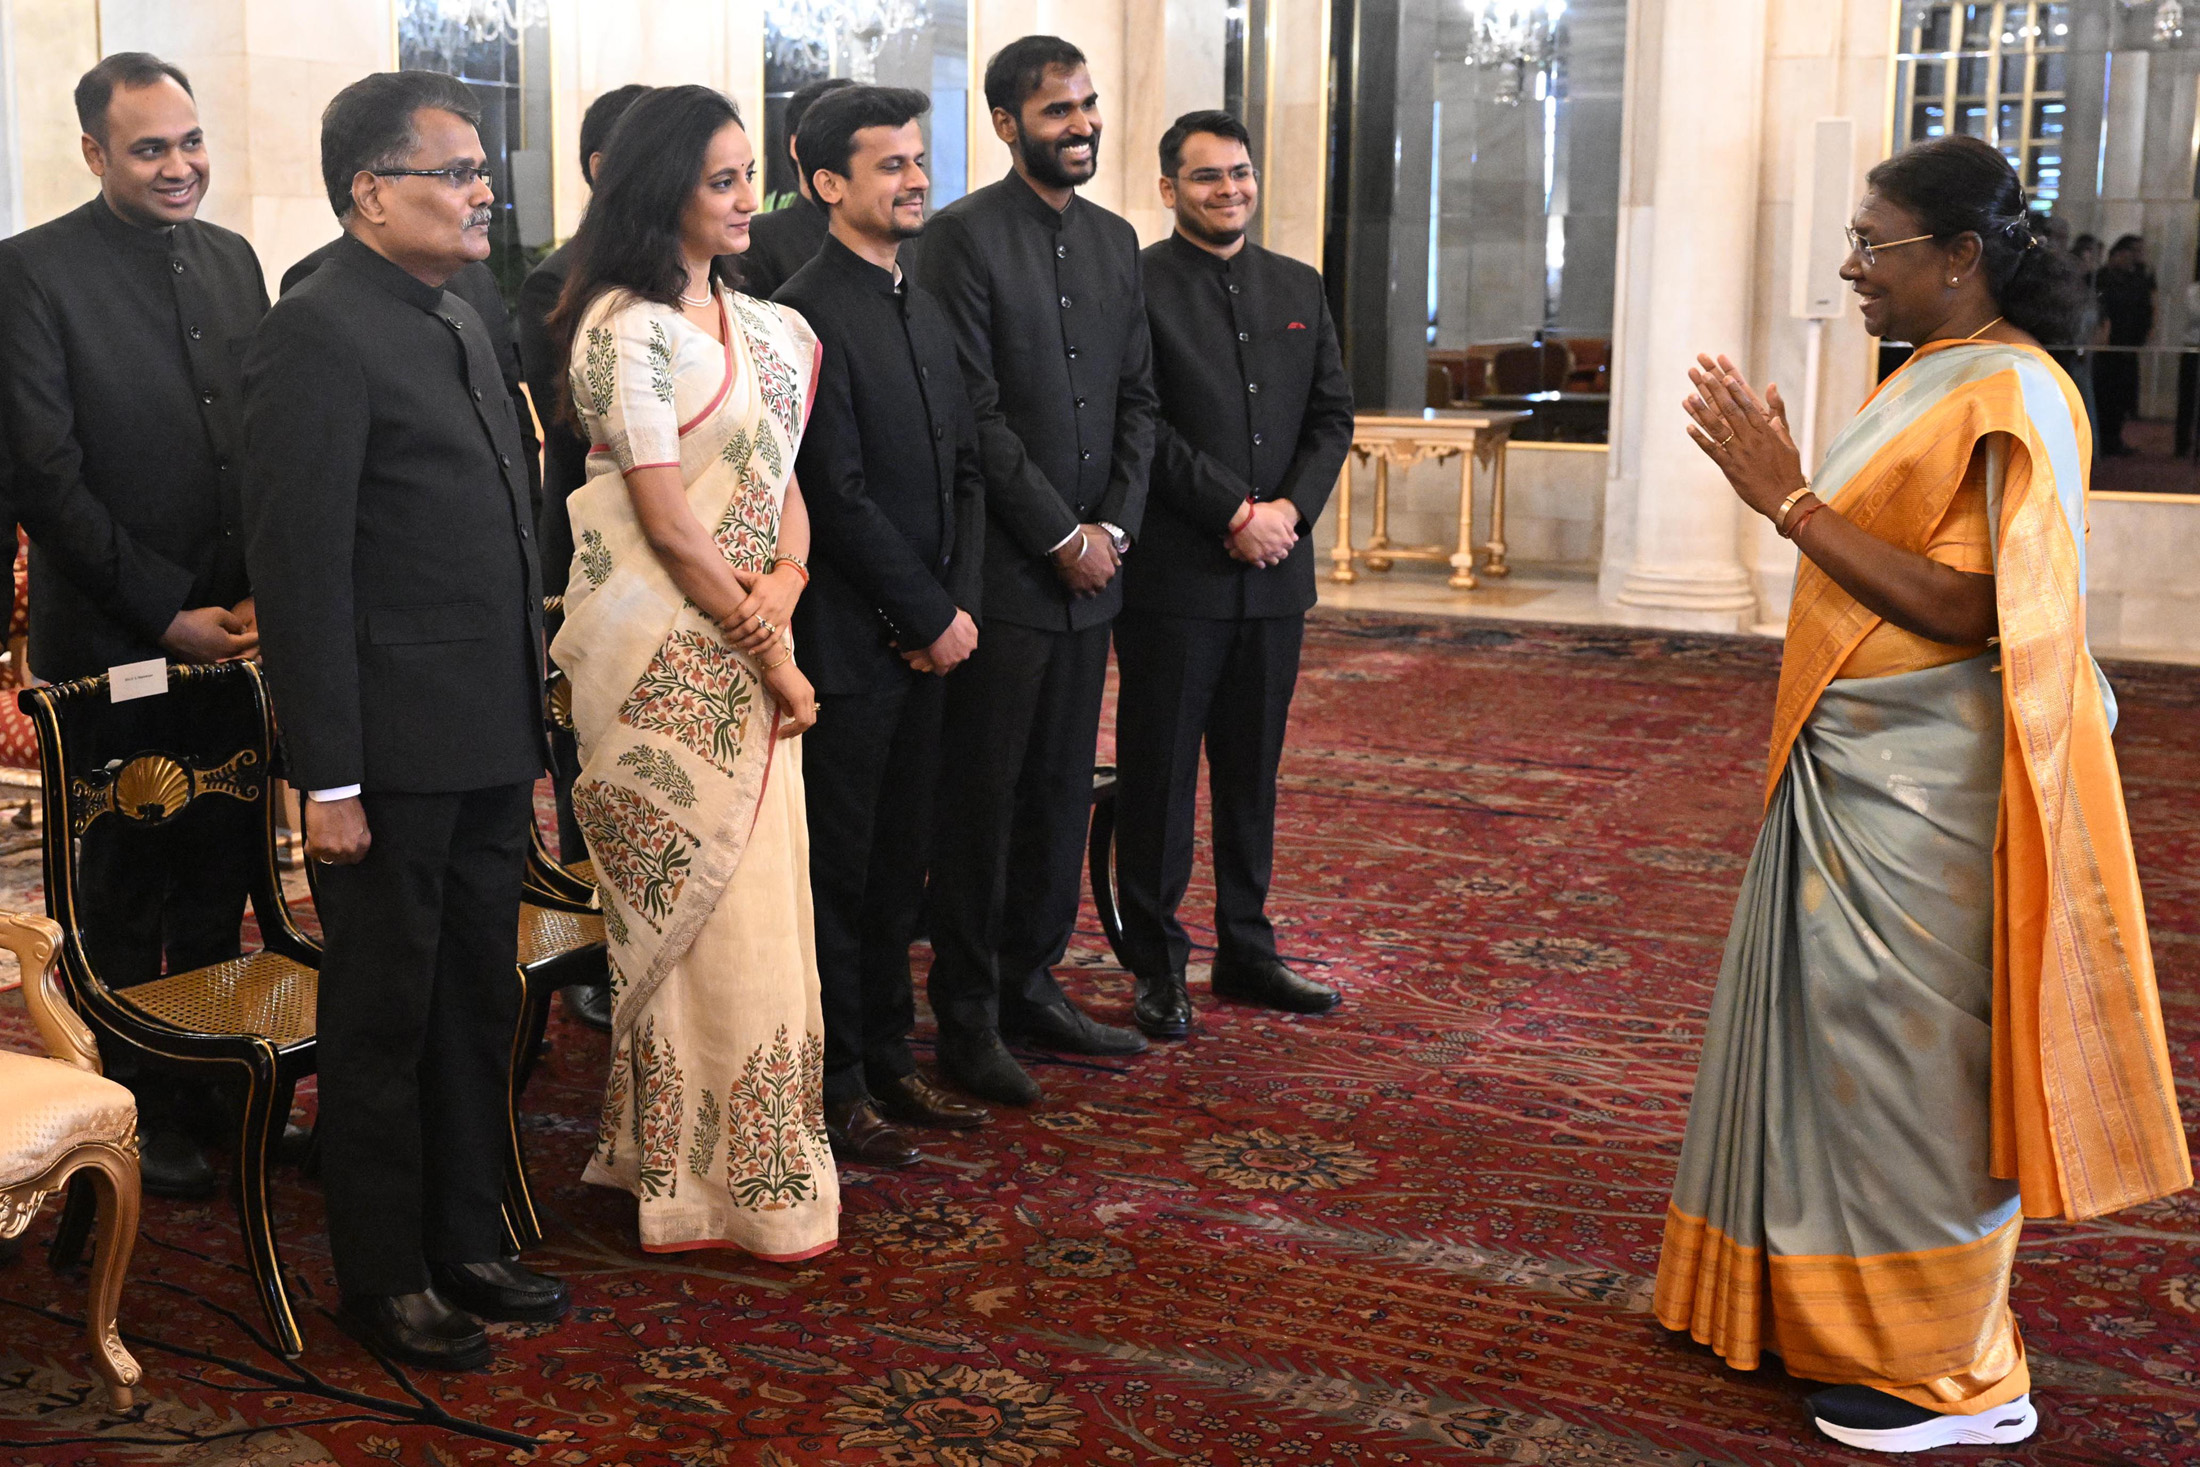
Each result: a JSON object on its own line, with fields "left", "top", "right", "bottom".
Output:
{"left": 1099, "top": 521, "right": 1130, "bottom": 556}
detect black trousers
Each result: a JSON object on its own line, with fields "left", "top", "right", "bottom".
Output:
{"left": 2097, "top": 350, "right": 2140, "bottom": 452}
{"left": 78, "top": 797, "right": 258, "bottom": 1118}
{"left": 926, "top": 619, "right": 1111, "bottom": 1037}
{"left": 805, "top": 674, "right": 943, "bottom": 1109}
{"left": 1112, "top": 610, "right": 1303, "bottom": 980}
{"left": 312, "top": 781, "right": 530, "bottom": 1296}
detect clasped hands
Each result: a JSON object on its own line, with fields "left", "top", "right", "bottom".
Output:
{"left": 899, "top": 608, "right": 978, "bottom": 676}
{"left": 1682, "top": 353, "right": 1808, "bottom": 520}
{"left": 714, "top": 560, "right": 817, "bottom": 738}
{"left": 160, "top": 596, "right": 259, "bottom": 663}
{"left": 1051, "top": 524, "right": 1120, "bottom": 598}
{"left": 1226, "top": 500, "right": 1298, "bottom": 568}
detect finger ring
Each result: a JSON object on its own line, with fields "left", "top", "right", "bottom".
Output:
{"left": 759, "top": 618, "right": 776, "bottom": 637}
{"left": 1716, "top": 433, "right": 1736, "bottom": 449}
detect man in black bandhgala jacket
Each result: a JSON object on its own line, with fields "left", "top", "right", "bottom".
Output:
{"left": 243, "top": 70, "right": 565, "bottom": 1372}
{"left": 917, "top": 36, "right": 1157, "bottom": 1106}
{"left": 1117, "top": 110, "right": 1354, "bottom": 1039}
{"left": 775, "top": 85, "right": 991, "bottom": 1166}
{"left": 0, "top": 53, "right": 267, "bottom": 1199}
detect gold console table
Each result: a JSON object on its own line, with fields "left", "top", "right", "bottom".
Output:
{"left": 1329, "top": 408, "right": 1530, "bottom": 590}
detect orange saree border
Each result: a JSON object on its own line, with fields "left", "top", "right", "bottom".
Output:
{"left": 1655, "top": 1205, "right": 2030, "bottom": 1414}
{"left": 1767, "top": 342, "right": 2190, "bottom": 1223}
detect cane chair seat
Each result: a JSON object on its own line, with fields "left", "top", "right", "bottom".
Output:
{"left": 519, "top": 904, "right": 603, "bottom": 968}
{"left": 0, "top": 1052, "right": 135, "bottom": 1193}
{"left": 567, "top": 857, "right": 595, "bottom": 887}
{"left": 118, "top": 951, "right": 318, "bottom": 1047}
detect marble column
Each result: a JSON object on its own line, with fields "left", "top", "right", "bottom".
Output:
{"left": 1605, "top": 0, "right": 1766, "bottom": 631}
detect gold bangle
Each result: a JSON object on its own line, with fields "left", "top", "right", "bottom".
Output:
{"left": 1773, "top": 485, "right": 1812, "bottom": 531}
{"left": 762, "top": 648, "right": 794, "bottom": 671}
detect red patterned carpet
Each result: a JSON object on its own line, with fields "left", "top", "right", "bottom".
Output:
{"left": 2, "top": 612, "right": 2196, "bottom": 1467}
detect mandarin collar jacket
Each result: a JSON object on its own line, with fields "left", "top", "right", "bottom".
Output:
{"left": 775, "top": 234, "right": 986, "bottom": 695}
{"left": 0, "top": 197, "right": 268, "bottom": 679}
{"left": 915, "top": 170, "right": 1157, "bottom": 633}
{"left": 242, "top": 235, "right": 545, "bottom": 795}
{"left": 1128, "top": 233, "right": 1355, "bottom": 620}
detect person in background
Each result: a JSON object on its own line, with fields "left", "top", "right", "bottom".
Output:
{"left": 775, "top": 85, "right": 990, "bottom": 1165}
{"left": 0, "top": 52, "right": 266, "bottom": 1200}
{"left": 1115, "top": 110, "right": 1353, "bottom": 1041}
{"left": 244, "top": 69, "right": 563, "bottom": 1370}
{"left": 918, "top": 35, "right": 1158, "bottom": 1106}
{"left": 2175, "top": 244, "right": 2200, "bottom": 460}
{"left": 740, "top": 76, "right": 857, "bottom": 299}
{"left": 516, "top": 81, "right": 651, "bottom": 1033}
{"left": 2093, "top": 233, "right": 2154, "bottom": 456}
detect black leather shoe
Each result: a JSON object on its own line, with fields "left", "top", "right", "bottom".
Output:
{"left": 826, "top": 1097, "right": 922, "bottom": 1166}
{"left": 561, "top": 981, "right": 613, "bottom": 1032}
{"left": 870, "top": 1071, "right": 991, "bottom": 1130}
{"left": 1211, "top": 958, "right": 1339, "bottom": 1014}
{"left": 1002, "top": 1000, "right": 1149, "bottom": 1056}
{"left": 1132, "top": 971, "right": 1192, "bottom": 1040}
{"left": 338, "top": 1288, "right": 491, "bottom": 1370}
{"left": 138, "top": 1125, "right": 219, "bottom": 1200}
{"left": 429, "top": 1259, "right": 571, "bottom": 1323}
{"left": 938, "top": 1030, "right": 1042, "bottom": 1106}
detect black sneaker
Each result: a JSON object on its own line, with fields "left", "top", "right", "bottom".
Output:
{"left": 1809, "top": 1386, "right": 2038, "bottom": 1452}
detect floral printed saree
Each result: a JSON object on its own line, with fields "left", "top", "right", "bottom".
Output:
{"left": 551, "top": 285, "right": 838, "bottom": 1259}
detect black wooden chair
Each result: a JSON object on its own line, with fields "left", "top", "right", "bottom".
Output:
{"left": 20, "top": 661, "right": 321, "bottom": 1355}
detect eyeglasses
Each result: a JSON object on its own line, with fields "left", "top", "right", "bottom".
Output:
{"left": 372, "top": 165, "right": 493, "bottom": 189}
{"left": 1843, "top": 226, "right": 1936, "bottom": 266}
{"left": 1180, "top": 164, "right": 1259, "bottom": 187}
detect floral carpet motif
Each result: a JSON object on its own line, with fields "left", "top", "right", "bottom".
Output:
{"left": 0, "top": 612, "right": 2195, "bottom": 1465}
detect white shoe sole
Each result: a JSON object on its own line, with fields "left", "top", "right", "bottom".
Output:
{"left": 1814, "top": 1394, "right": 2038, "bottom": 1453}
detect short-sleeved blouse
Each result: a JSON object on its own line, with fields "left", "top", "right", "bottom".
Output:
{"left": 569, "top": 291, "right": 740, "bottom": 476}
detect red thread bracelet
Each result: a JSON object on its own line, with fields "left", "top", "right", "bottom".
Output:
{"left": 1784, "top": 501, "right": 1825, "bottom": 540}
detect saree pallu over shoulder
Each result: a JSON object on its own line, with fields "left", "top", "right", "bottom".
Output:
{"left": 551, "top": 289, "right": 823, "bottom": 1044}
{"left": 1768, "top": 340, "right": 2188, "bottom": 1221}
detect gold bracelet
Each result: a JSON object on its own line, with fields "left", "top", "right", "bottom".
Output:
{"left": 762, "top": 647, "right": 795, "bottom": 671}
{"left": 1773, "top": 484, "right": 1812, "bottom": 532}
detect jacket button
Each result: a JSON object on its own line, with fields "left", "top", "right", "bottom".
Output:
{"left": 1227, "top": 282, "right": 1240, "bottom": 295}
{"left": 188, "top": 325, "right": 203, "bottom": 340}
{"left": 449, "top": 317, "right": 464, "bottom": 330}
{"left": 473, "top": 389, "right": 484, "bottom": 401}
{"left": 1075, "top": 397, "right": 1086, "bottom": 409}
{"left": 1237, "top": 331, "right": 1249, "bottom": 342}
{"left": 1060, "top": 295, "right": 1072, "bottom": 309}
{"left": 1248, "top": 382, "right": 1260, "bottom": 394}
{"left": 920, "top": 365, "right": 929, "bottom": 379}
{"left": 1253, "top": 434, "right": 1264, "bottom": 446}
{"left": 1067, "top": 347, "right": 1079, "bottom": 359}
{"left": 171, "top": 259, "right": 185, "bottom": 274}
{"left": 1056, "top": 244, "right": 1067, "bottom": 258}
{"left": 933, "top": 424, "right": 944, "bottom": 440}
{"left": 217, "top": 458, "right": 230, "bottom": 471}
{"left": 200, "top": 389, "right": 216, "bottom": 404}
{"left": 499, "top": 453, "right": 511, "bottom": 468}
{"left": 1080, "top": 449, "right": 1092, "bottom": 461}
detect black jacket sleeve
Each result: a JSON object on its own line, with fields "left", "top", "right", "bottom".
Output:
{"left": 917, "top": 211, "right": 1082, "bottom": 559}
{"left": 0, "top": 250, "right": 197, "bottom": 644}
{"left": 946, "top": 391, "right": 987, "bottom": 620}
{"left": 1149, "top": 419, "right": 1257, "bottom": 537}
{"left": 1273, "top": 300, "right": 1356, "bottom": 528}
{"left": 516, "top": 263, "right": 564, "bottom": 447}
{"left": 1095, "top": 268, "right": 1158, "bottom": 540}
{"left": 241, "top": 303, "right": 370, "bottom": 790}
{"left": 797, "top": 329, "right": 962, "bottom": 650}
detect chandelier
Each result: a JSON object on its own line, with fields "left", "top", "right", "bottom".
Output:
{"left": 2126, "top": 0, "right": 2186, "bottom": 44}
{"left": 427, "top": 0, "right": 548, "bottom": 44}
{"left": 767, "top": 0, "right": 932, "bottom": 84}
{"left": 1462, "top": 0, "right": 1566, "bottom": 106}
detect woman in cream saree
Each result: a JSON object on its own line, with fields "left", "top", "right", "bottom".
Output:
{"left": 1656, "top": 137, "right": 2188, "bottom": 1452}
{"left": 547, "top": 86, "right": 837, "bottom": 1261}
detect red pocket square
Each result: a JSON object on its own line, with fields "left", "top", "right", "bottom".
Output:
{"left": 1287, "top": 321, "right": 1307, "bottom": 329}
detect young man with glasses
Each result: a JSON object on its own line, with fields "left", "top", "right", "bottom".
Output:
{"left": 243, "top": 69, "right": 561, "bottom": 1371}
{"left": 1115, "top": 109, "right": 1355, "bottom": 1039}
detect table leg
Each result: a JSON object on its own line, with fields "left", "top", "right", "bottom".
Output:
{"left": 1327, "top": 454, "right": 1358, "bottom": 583}
{"left": 1484, "top": 430, "right": 1512, "bottom": 578}
{"left": 1447, "top": 434, "right": 1479, "bottom": 590}
{"left": 1366, "top": 455, "right": 1394, "bottom": 572}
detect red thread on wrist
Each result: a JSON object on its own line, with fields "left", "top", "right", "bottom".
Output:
{"left": 1228, "top": 499, "right": 1255, "bottom": 533}
{"left": 1785, "top": 501, "right": 1825, "bottom": 540}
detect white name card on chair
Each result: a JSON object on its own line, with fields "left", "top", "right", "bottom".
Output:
{"left": 108, "top": 658, "right": 168, "bottom": 703}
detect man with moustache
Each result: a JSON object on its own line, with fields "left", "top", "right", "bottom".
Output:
{"left": 741, "top": 76, "right": 857, "bottom": 298}
{"left": 918, "top": 36, "right": 1158, "bottom": 1105}
{"left": 774, "top": 86, "right": 990, "bottom": 1163}
{"left": 0, "top": 52, "right": 267, "bottom": 1198}
{"left": 244, "top": 70, "right": 562, "bottom": 1369}
{"left": 1117, "top": 111, "right": 1353, "bottom": 1040}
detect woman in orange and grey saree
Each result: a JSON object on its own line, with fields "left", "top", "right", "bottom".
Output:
{"left": 1654, "top": 135, "right": 2190, "bottom": 1454}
